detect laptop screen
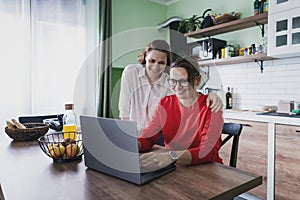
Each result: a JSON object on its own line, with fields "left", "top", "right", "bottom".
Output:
{"left": 80, "top": 116, "right": 142, "bottom": 174}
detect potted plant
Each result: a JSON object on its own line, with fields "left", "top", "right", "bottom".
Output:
{"left": 178, "top": 14, "right": 202, "bottom": 33}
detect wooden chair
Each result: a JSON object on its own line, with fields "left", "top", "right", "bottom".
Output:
{"left": 222, "top": 124, "right": 260, "bottom": 200}
{"left": 0, "top": 183, "right": 5, "bottom": 200}
{"left": 221, "top": 122, "right": 243, "bottom": 168}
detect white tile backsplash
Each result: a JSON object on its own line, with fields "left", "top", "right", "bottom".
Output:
{"left": 208, "top": 56, "right": 300, "bottom": 110}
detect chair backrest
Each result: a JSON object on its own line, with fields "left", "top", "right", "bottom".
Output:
{"left": 0, "top": 183, "right": 5, "bottom": 200}
{"left": 18, "top": 114, "right": 63, "bottom": 131}
{"left": 221, "top": 122, "right": 243, "bottom": 168}
{"left": 18, "top": 114, "right": 62, "bottom": 123}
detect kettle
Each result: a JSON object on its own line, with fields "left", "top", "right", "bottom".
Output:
{"left": 201, "top": 9, "right": 214, "bottom": 29}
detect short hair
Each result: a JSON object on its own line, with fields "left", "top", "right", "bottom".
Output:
{"left": 170, "top": 57, "right": 201, "bottom": 86}
{"left": 137, "top": 39, "right": 172, "bottom": 67}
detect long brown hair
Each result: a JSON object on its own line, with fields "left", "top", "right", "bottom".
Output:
{"left": 137, "top": 39, "right": 172, "bottom": 67}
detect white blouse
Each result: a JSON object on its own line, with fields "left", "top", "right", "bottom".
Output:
{"left": 119, "top": 64, "right": 172, "bottom": 133}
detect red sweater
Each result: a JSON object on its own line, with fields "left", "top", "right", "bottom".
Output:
{"left": 138, "top": 94, "right": 223, "bottom": 165}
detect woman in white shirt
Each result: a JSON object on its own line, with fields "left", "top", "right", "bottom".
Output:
{"left": 119, "top": 39, "right": 222, "bottom": 134}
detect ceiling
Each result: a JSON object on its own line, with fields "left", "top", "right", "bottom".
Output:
{"left": 147, "top": 0, "right": 179, "bottom": 6}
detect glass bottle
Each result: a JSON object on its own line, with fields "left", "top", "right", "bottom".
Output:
{"left": 259, "top": 0, "right": 264, "bottom": 14}
{"left": 264, "top": 0, "right": 268, "bottom": 13}
{"left": 254, "top": 0, "right": 260, "bottom": 15}
{"left": 226, "top": 87, "right": 233, "bottom": 109}
{"left": 62, "top": 103, "right": 77, "bottom": 140}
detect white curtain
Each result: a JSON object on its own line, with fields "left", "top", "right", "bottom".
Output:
{"left": 0, "top": 0, "right": 98, "bottom": 127}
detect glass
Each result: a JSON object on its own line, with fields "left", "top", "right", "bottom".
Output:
{"left": 292, "top": 32, "right": 300, "bottom": 44}
{"left": 168, "top": 79, "right": 189, "bottom": 87}
{"left": 276, "top": 35, "right": 287, "bottom": 47}
{"left": 63, "top": 103, "right": 77, "bottom": 140}
{"left": 0, "top": 0, "right": 29, "bottom": 124}
{"left": 0, "top": 0, "right": 95, "bottom": 121}
{"left": 276, "top": 19, "right": 288, "bottom": 32}
{"left": 277, "top": 0, "right": 288, "bottom": 4}
{"left": 292, "top": 16, "right": 300, "bottom": 29}
{"left": 31, "top": 0, "right": 86, "bottom": 113}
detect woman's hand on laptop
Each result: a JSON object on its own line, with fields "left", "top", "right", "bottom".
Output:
{"left": 140, "top": 151, "right": 173, "bottom": 170}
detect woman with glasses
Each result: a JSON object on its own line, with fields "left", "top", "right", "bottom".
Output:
{"left": 119, "top": 39, "right": 223, "bottom": 136}
{"left": 138, "top": 57, "right": 224, "bottom": 168}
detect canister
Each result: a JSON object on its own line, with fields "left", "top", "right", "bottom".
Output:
{"left": 221, "top": 48, "right": 225, "bottom": 59}
{"left": 225, "top": 45, "right": 234, "bottom": 58}
{"left": 294, "top": 101, "right": 300, "bottom": 110}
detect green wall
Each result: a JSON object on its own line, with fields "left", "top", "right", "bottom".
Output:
{"left": 112, "top": 0, "right": 265, "bottom": 68}
{"left": 167, "top": 0, "right": 265, "bottom": 47}
{"left": 111, "top": 0, "right": 168, "bottom": 118}
{"left": 112, "top": 0, "right": 168, "bottom": 68}
{"left": 111, "top": 0, "right": 265, "bottom": 118}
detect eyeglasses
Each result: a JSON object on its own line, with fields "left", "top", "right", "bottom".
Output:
{"left": 167, "top": 78, "right": 189, "bottom": 87}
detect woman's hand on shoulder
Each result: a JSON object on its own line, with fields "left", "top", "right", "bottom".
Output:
{"left": 206, "top": 93, "right": 223, "bottom": 112}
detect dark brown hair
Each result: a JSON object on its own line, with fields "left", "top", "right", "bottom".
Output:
{"left": 137, "top": 39, "right": 172, "bottom": 67}
{"left": 170, "top": 56, "right": 201, "bottom": 87}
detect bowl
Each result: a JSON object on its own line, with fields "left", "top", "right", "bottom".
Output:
{"left": 5, "top": 123, "right": 49, "bottom": 141}
{"left": 38, "top": 132, "right": 84, "bottom": 162}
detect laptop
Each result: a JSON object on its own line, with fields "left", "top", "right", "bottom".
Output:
{"left": 80, "top": 115, "right": 176, "bottom": 185}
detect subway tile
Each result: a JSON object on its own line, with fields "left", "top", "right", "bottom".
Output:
{"left": 216, "top": 56, "right": 300, "bottom": 109}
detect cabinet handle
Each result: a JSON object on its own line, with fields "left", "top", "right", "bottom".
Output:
{"left": 296, "top": 130, "right": 300, "bottom": 133}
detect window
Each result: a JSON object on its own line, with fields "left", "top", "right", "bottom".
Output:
{"left": 0, "top": 0, "right": 98, "bottom": 124}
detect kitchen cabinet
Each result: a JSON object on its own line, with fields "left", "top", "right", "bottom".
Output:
{"left": 221, "top": 119, "right": 268, "bottom": 199}
{"left": 185, "top": 12, "right": 274, "bottom": 72}
{"left": 269, "top": 0, "right": 300, "bottom": 15}
{"left": 275, "top": 124, "right": 300, "bottom": 200}
{"left": 268, "top": 0, "right": 300, "bottom": 58}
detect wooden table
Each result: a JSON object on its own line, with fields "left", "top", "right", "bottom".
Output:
{"left": 0, "top": 131, "right": 262, "bottom": 200}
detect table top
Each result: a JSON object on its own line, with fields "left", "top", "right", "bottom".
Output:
{"left": 0, "top": 132, "right": 262, "bottom": 200}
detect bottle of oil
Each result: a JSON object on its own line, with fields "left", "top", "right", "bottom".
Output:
{"left": 62, "top": 103, "right": 77, "bottom": 140}
{"left": 226, "top": 87, "right": 233, "bottom": 109}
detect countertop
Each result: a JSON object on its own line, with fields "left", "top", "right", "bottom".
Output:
{"left": 224, "top": 110, "right": 300, "bottom": 126}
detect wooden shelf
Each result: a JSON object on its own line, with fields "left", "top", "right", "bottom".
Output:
{"left": 185, "top": 12, "right": 268, "bottom": 39}
{"left": 197, "top": 53, "right": 274, "bottom": 67}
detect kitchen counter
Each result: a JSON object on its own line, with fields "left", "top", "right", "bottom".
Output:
{"left": 224, "top": 110, "right": 300, "bottom": 125}
{"left": 223, "top": 109, "right": 300, "bottom": 200}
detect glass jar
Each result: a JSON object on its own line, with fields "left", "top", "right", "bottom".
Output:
{"left": 62, "top": 103, "right": 77, "bottom": 140}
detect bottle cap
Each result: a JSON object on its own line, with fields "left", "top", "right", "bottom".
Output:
{"left": 65, "top": 103, "right": 74, "bottom": 110}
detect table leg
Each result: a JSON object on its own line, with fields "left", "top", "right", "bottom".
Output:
{"left": 267, "top": 122, "right": 275, "bottom": 200}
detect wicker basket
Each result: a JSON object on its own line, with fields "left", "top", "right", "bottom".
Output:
{"left": 5, "top": 123, "right": 49, "bottom": 141}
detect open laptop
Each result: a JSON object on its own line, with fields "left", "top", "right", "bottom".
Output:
{"left": 80, "top": 115, "right": 176, "bottom": 185}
